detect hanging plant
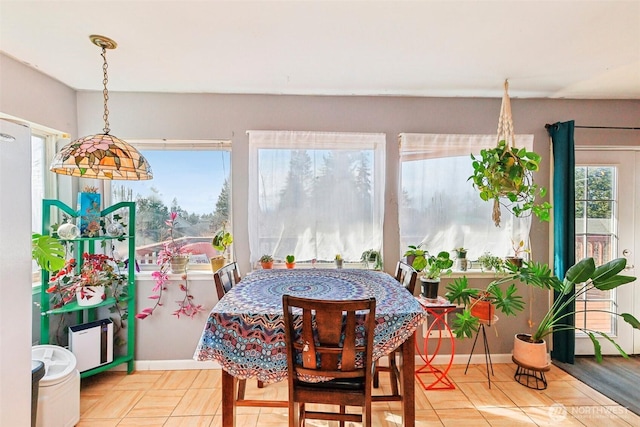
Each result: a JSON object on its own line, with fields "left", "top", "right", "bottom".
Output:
{"left": 469, "top": 81, "right": 552, "bottom": 226}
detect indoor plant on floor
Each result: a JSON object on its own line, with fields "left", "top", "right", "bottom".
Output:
{"left": 445, "top": 261, "right": 559, "bottom": 338}
{"left": 513, "top": 257, "right": 638, "bottom": 368}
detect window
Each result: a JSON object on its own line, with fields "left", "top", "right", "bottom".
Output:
{"left": 248, "top": 131, "right": 385, "bottom": 265}
{"left": 109, "top": 140, "right": 231, "bottom": 268}
{"left": 398, "top": 133, "right": 534, "bottom": 262}
{"left": 574, "top": 165, "right": 616, "bottom": 334}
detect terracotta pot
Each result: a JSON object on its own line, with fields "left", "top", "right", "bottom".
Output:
{"left": 261, "top": 261, "right": 274, "bottom": 270}
{"left": 76, "top": 285, "right": 106, "bottom": 307}
{"left": 513, "top": 333, "right": 549, "bottom": 369}
{"left": 285, "top": 262, "right": 295, "bottom": 269}
{"left": 470, "top": 296, "right": 495, "bottom": 322}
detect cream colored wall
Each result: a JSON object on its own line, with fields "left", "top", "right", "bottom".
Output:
{"left": 2, "top": 52, "right": 638, "bottom": 361}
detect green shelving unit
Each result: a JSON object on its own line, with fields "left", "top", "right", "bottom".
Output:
{"left": 40, "top": 199, "right": 136, "bottom": 377}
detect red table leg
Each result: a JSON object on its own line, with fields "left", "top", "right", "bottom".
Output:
{"left": 415, "top": 306, "right": 456, "bottom": 390}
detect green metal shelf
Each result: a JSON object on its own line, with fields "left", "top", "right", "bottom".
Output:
{"left": 40, "top": 199, "right": 137, "bottom": 377}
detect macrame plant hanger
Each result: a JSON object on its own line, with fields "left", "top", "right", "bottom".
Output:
{"left": 492, "top": 79, "right": 516, "bottom": 226}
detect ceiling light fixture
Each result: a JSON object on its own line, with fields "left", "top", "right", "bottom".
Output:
{"left": 50, "top": 35, "right": 153, "bottom": 180}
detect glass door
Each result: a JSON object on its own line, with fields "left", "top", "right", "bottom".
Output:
{"left": 574, "top": 149, "right": 638, "bottom": 355}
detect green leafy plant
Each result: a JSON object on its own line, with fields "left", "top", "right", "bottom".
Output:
{"left": 404, "top": 244, "right": 427, "bottom": 271}
{"left": 260, "top": 254, "right": 274, "bottom": 263}
{"left": 469, "top": 139, "right": 552, "bottom": 226}
{"left": 361, "top": 249, "right": 382, "bottom": 270}
{"left": 529, "top": 257, "right": 638, "bottom": 361}
{"left": 286, "top": 254, "right": 295, "bottom": 263}
{"left": 212, "top": 223, "right": 233, "bottom": 254}
{"left": 445, "top": 261, "right": 559, "bottom": 338}
{"left": 422, "top": 251, "right": 454, "bottom": 280}
{"left": 32, "top": 232, "right": 66, "bottom": 272}
{"left": 477, "top": 252, "right": 504, "bottom": 272}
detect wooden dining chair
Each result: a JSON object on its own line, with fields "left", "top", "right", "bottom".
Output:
{"left": 283, "top": 295, "right": 376, "bottom": 427}
{"left": 213, "top": 262, "right": 264, "bottom": 396}
{"left": 373, "top": 261, "right": 417, "bottom": 397}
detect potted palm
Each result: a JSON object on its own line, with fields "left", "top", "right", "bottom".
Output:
{"left": 445, "top": 261, "right": 559, "bottom": 338}
{"left": 513, "top": 257, "right": 638, "bottom": 369}
{"left": 419, "top": 251, "right": 453, "bottom": 299}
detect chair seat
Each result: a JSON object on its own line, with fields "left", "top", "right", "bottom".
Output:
{"left": 297, "top": 376, "right": 365, "bottom": 391}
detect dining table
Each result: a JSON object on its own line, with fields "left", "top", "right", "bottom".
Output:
{"left": 193, "top": 268, "right": 427, "bottom": 427}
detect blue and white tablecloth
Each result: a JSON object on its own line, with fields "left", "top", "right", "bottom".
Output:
{"left": 194, "top": 268, "right": 426, "bottom": 383}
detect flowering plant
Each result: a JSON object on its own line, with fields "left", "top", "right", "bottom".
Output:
{"left": 46, "top": 253, "right": 127, "bottom": 309}
{"left": 136, "top": 212, "right": 205, "bottom": 320}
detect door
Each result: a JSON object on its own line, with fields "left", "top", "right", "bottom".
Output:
{"left": 574, "top": 149, "right": 638, "bottom": 355}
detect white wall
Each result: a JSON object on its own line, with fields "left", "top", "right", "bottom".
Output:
{"left": 0, "top": 119, "right": 33, "bottom": 427}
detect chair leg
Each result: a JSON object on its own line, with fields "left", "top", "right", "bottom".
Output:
{"left": 388, "top": 352, "right": 400, "bottom": 396}
{"left": 373, "top": 365, "right": 380, "bottom": 388}
{"left": 340, "top": 405, "right": 346, "bottom": 427}
{"left": 257, "top": 380, "right": 264, "bottom": 388}
{"left": 237, "top": 379, "right": 247, "bottom": 400}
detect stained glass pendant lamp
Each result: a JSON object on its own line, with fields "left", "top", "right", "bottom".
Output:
{"left": 50, "top": 35, "right": 153, "bottom": 180}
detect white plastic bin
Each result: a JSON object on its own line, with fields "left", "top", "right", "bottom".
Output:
{"left": 31, "top": 345, "right": 80, "bottom": 427}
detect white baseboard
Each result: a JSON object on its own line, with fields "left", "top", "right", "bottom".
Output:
{"left": 129, "top": 354, "right": 522, "bottom": 371}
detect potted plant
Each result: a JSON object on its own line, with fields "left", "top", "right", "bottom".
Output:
{"left": 505, "top": 239, "right": 529, "bottom": 268}
{"left": 334, "top": 253, "right": 343, "bottom": 269}
{"left": 260, "top": 254, "right": 274, "bottom": 269}
{"left": 46, "top": 253, "right": 128, "bottom": 308}
{"left": 469, "top": 139, "right": 552, "bottom": 227}
{"left": 445, "top": 261, "right": 559, "bottom": 338}
{"left": 136, "top": 212, "right": 206, "bottom": 320}
{"left": 454, "top": 247, "right": 468, "bottom": 271}
{"left": 211, "top": 223, "right": 233, "bottom": 271}
{"left": 513, "top": 257, "right": 638, "bottom": 369}
{"left": 477, "top": 252, "right": 504, "bottom": 272}
{"left": 361, "top": 249, "right": 382, "bottom": 270}
{"left": 403, "top": 244, "right": 426, "bottom": 271}
{"left": 285, "top": 254, "right": 296, "bottom": 269}
{"left": 419, "top": 251, "right": 453, "bottom": 299}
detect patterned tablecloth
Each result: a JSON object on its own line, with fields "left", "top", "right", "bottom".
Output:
{"left": 194, "top": 268, "right": 427, "bottom": 383}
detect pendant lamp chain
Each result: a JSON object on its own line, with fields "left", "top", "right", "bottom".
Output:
{"left": 100, "top": 44, "right": 111, "bottom": 135}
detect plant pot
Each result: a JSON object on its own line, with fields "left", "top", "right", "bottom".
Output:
{"left": 261, "top": 261, "right": 273, "bottom": 270}
{"left": 505, "top": 257, "right": 523, "bottom": 268}
{"left": 76, "top": 285, "right": 106, "bottom": 307}
{"left": 285, "top": 262, "right": 295, "bottom": 269}
{"left": 470, "top": 296, "right": 495, "bottom": 322}
{"left": 210, "top": 256, "right": 225, "bottom": 272}
{"left": 420, "top": 278, "right": 439, "bottom": 299}
{"left": 335, "top": 259, "right": 343, "bottom": 269}
{"left": 170, "top": 255, "right": 189, "bottom": 274}
{"left": 513, "top": 333, "right": 549, "bottom": 369}
{"left": 406, "top": 255, "right": 416, "bottom": 269}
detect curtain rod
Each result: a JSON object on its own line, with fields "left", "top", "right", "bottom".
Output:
{"left": 545, "top": 124, "right": 640, "bottom": 130}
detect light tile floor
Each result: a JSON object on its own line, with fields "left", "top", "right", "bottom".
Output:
{"left": 78, "top": 363, "right": 640, "bottom": 426}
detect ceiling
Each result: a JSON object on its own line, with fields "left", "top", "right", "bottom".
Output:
{"left": 1, "top": 1, "right": 639, "bottom": 99}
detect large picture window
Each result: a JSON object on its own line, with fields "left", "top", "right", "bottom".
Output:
{"left": 398, "top": 133, "right": 534, "bottom": 262}
{"left": 110, "top": 140, "right": 231, "bottom": 268}
{"left": 248, "top": 131, "right": 385, "bottom": 265}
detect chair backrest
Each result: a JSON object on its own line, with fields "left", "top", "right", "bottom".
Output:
{"left": 395, "top": 261, "right": 417, "bottom": 295}
{"left": 283, "top": 295, "right": 376, "bottom": 382}
{"left": 214, "top": 262, "right": 241, "bottom": 300}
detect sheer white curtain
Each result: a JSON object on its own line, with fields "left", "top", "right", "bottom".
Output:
{"left": 399, "top": 133, "right": 534, "bottom": 261}
{"left": 248, "top": 131, "right": 385, "bottom": 265}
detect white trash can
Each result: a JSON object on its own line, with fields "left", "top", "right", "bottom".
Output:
{"left": 31, "top": 345, "right": 80, "bottom": 427}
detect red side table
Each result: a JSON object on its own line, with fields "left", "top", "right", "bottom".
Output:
{"left": 414, "top": 296, "right": 457, "bottom": 390}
